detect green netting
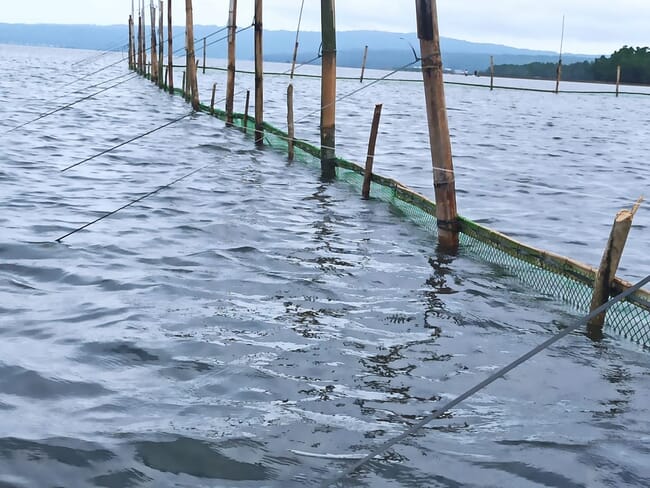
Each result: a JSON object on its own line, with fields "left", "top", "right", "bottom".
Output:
{"left": 161, "top": 81, "right": 650, "bottom": 348}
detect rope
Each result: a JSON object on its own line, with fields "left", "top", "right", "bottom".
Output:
{"left": 321, "top": 273, "right": 650, "bottom": 487}
{"left": 60, "top": 55, "right": 129, "bottom": 89}
{"left": 3, "top": 74, "right": 140, "bottom": 135}
{"left": 71, "top": 41, "right": 130, "bottom": 66}
{"left": 55, "top": 163, "right": 208, "bottom": 243}
{"left": 60, "top": 112, "right": 192, "bottom": 172}
{"left": 204, "top": 24, "right": 254, "bottom": 51}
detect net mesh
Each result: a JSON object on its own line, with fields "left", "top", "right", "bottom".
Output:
{"left": 188, "top": 91, "right": 650, "bottom": 349}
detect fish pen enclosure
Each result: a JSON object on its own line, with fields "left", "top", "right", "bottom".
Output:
{"left": 1, "top": 1, "right": 649, "bottom": 487}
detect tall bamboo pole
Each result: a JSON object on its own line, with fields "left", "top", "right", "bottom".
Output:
{"left": 490, "top": 55, "right": 494, "bottom": 91}
{"left": 128, "top": 15, "right": 135, "bottom": 70}
{"left": 138, "top": 13, "right": 143, "bottom": 73}
{"left": 226, "top": 0, "right": 238, "bottom": 126}
{"left": 416, "top": 0, "right": 459, "bottom": 249}
{"left": 254, "top": 0, "right": 264, "bottom": 145}
{"left": 159, "top": 0, "right": 164, "bottom": 87}
{"left": 185, "top": 0, "right": 200, "bottom": 110}
{"left": 555, "top": 60, "right": 562, "bottom": 94}
{"left": 287, "top": 84, "right": 295, "bottom": 161}
{"left": 320, "top": 0, "right": 337, "bottom": 180}
{"left": 150, "top": 1, "right": 158, "bottom": 83}
{"left": 290, "top": 0, "right": 305, "bottom": 79}
{"left": 360, "top": 45, "right": 368, "bottom": 83}
{"left": 167, "top": 0, "right": 174, "bottom": 93}
{"left": 142, "top": 0, "right": 147, "bottom": 71}
{"left": 203, "top": 37, "right": 207, "bottom": 74}
{"left": 616, "top": 65, "right": 621, "bottom": 97}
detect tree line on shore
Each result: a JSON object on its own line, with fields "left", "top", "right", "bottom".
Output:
{"left": 482, "top": 46, "right": 650, "bottom": 84}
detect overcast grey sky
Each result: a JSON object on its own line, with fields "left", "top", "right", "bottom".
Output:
{"left": 2, "top": 1, "right": 649, "bottom": 54}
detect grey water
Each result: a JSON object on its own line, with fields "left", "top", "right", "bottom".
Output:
{"left": 0, "top": 44, "right": 648, "bottom": 487}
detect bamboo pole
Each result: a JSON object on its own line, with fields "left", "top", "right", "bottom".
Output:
{"left": 320, "top": 0, "right": 337, "bottom": 179}
{"left": 150, "top": 2, "right": 158, "bottom": 84}
{"left": 588, "top": 198, "right": 643, "bottom": 338}
{"left": 244, "top": 89, "right": 251, "bottom": 134}
{"left": 138, "top": 14, "right": 143, "bottom": 73}
{"left": 362, "top": 104, "right": 383, "bottom": 199}
{"left": 142, "top": 0, "right": 147, "bottom": 72}
{"left": 416, "top": 0, "right": 459, "bottom": 249}
{"left": 490, "top": 55, "right": 494, "bottom": 91}
{"left": 128, "top": 15, "right": 135, "bottom": 70}
{"left": 202, "top": 37, "right": 207, "bottom": 74}
{"left": 287, "top": 84, "right": 295, "bottom": 161}
{"left": 254, "top": 0, "right": 264, "bottom": 145}
{"left": 616, "top": 65, "right": 621, "bottom": 97}
{"left": 210, "top": 83, "right": 217, "bottom": 115}
{"left": 360, "top": 45, "right": 369, "bottom": 83}
{"left": 158, "top": 0, "right": 164, "bottom": 87}
{"left": 555, "top": 60, "right": 562, "bottom": 94}
{"left": 185, "top": 0, "right": 200, "bottom": 110}
{"left": 167, "top": 0, "right": 174, "bottom": 92}
{"left": 226, "top": 0, "right": 238, "bottom": 126}
{"left": 290, "top": 0, "right": 305, "bottom": 79}
{"left": 182, "top": 70, "right": 186, "bottom": 96}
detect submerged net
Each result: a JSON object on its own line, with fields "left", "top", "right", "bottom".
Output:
{"left": 185, "top": 88, "right": 650, "bottom": 348}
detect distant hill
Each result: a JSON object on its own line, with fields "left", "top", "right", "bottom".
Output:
{"left": 0, "top": 23, "right": 596, "bottom": 71}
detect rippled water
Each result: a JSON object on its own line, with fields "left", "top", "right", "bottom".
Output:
{"left": 0, "top": 45, "right": 649, "bottom": 487}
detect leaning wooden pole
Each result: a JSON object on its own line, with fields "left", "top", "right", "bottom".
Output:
{"left": 167, "top": 0, "right": 174, "bottom": 93}
{"left": 416, "top": 0, "right": 459, "bottom": 249}
{"left": 320, "top": 0, "right": 337, "bottom": 180}
{"left": 360, "top": 45, "right": 369, "bottom": 83}
{"left": 158, "top": 0, "right": 164, "bottom": 87}
{"left": 616, "top": 65, "right": 621, "bottom": 97}
{"left": 150, "top": 2, "right": 158, "bottom": 83}
{"left": 290, "top": 0, "right": 305, "bottom": 79}
{"left": 185, "top": 0, "right": 200, "bottom": 110}
{"left": 254, "top": 0, "right": 264, "bottom": 145}
{"left": 226, "top": 0, "right": 238, "bottom": 126}
{"left": 588, "top": 198, "right": 643, "bottom": 338}
{"left": 287, "top": 84, "right": 295, "bottom": 161}
{"left": 555, "top": 59, "right": 562, "bottom": 94}
{"left": 362, "top": 104, "right": 383, "bottom": 199}
{"left": 202, "top": 37, "right": 207, "bottom": 74}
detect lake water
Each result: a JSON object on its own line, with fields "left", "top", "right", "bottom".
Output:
{"left": 0, "top": 44, "right": 648, "bottom": 487}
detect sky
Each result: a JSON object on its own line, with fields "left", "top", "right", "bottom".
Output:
{"left": 2, "top": 0, "right": 650, "bottom": 55}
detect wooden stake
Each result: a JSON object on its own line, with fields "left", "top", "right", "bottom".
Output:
{"left": 588, "top": 198, "right": 644, "bottom": 338}
{"left": 287, "top": 84, "right": 295, "bottom": 161}
{"left": 555, "top": 60, "right": 562, "bottom": 94}
{"left": 138, "top": 14, "right": 143, "bottom": 73}
{"left": 254, "top": 0, "right": 264, "bottom": 145}
{"left": 616, "top": 65, "right": 621, "bottom": 97}
{"left": 182, "top": 70, "right": 186, "bottom": 97}
{"left": 185, "top": 0, "right": 200, "bottom": 110}
{"left": 360, "top": 45, "right": 368, "bottom": 83}
{"left": 416, "top": 0, "right": 459, "bottom": 249}
{"left": 490, "top": 55, "right": 494, "bottom": 91}
{"left": 226, "top": 0, "right": 238, "bottom": 126}
{"left": 150, "top": 2, "right": 158, "bottom": 84}
{"left": 158, "top": 0, "right": 164, "bottom": 87}
{"left": 164, "top": 66, "right": 168, "bottom": 86}
{"left": 244, "top": 89, "right": 251, "bottom": 134}
{"left": 362, "top": 104, "right": 383, "bottom": 199}
{"left": 203, "top": 37, "right": 207, "bottom": 74}
{"left": 141, "top": 0, "right": 147, "bottom": 72}
{"left": 320, "top": 0, "right": 337, "bottom": 179}
{"left": 210, "top": 83, "right": 217, "bottom": 115}
{"left": 128, "top": 15, "right": 134, "bottom": 70}
{"left": 168, "top": 0, "right": 174, "bottom": 93}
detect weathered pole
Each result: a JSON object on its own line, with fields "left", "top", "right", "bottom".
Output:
{"left": 244, "top": 89, "right": 251, "bottom": 134}
{"left": 185, "top": 0, "right": 200, "bottom": 110}
{"left": 588, "top": 198, "right": 643, "bottom": 339}
{"left": 616, "top": 65, "right": 621, "bottom": 97}
{"left": 141, "top": 0, "right": 147, "bottom": 71}
{"left": 158, "top": 0, "right": 164, "bottom": 87}
{"left": 138, "top": 13, "right": 143, "bottom": 73}
{"left": 167, "top": 0, "right": 174, "bottom": 93}
{"left": 360, "top": 45, "right": 368, "bottom": 83}
{"left": 290, "top": 0, "right": 305, "bottom": 79}
{"left": 254, "top": 0, "right": 264, "bottom": 145}
{"left": 150, "top": 1, "right": 158, "bottom": 83}
{"left": 555, "top": 60, "right": 562, "bottom": 94}
{"left": 490, "top": 55, "right": 494, "bottom": 91}
{"left": 210, "top": 83, "right": 217, "bottom": 115}
{"left": 202, "top": 37, "right": 207, "bottom": 74}
{"left": 226, "top": 0, "right": 238, "bottom": 126}
{"left": 416, "top": 0, "right": 459, "bottom": 249}
{"left": 320, "top": 0, "right": 337, "bottom": 180}
{"left": 362, "top": 104, "right": 383, "bottom": 199}
{"left": 128, "top": 15, "right": 135, "bottom": 70}
{"left": 287, "top": 84, "right": 295, "bottom": 161}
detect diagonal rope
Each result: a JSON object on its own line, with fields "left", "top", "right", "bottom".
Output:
{"left": 321, "top": 273, "right": 650, "bottom": 487}
{"left": 55, "top": 163, "right": 209, "bottom": 243}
